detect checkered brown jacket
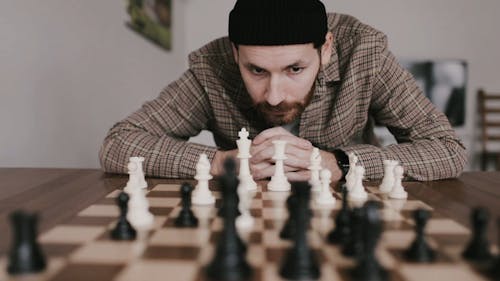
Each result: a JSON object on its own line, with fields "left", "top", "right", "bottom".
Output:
{"left": 100, "top": 13, "right": 467, "bottom": 180}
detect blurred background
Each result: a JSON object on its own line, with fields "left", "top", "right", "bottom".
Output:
{"left": 1, "top": 0, "right": 499, "bottom": 171}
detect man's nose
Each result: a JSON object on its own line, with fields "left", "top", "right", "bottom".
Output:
{"left": 266, "top": 76, "right": 285, "bottom": 106}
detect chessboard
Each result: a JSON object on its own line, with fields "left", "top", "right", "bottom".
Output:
{"left": 0, "top": 182, "right": 497, "bottom": 281}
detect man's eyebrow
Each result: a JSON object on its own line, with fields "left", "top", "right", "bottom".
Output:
{"left": 243, "top": 60, "right": 308, "bottom": 71}
{"left": 243, "top": 63, "right": 266, "bottom": 71}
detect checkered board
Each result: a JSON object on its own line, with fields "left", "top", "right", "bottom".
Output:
{"left": 1, "top": 183, "right": 497, "bottom": 281}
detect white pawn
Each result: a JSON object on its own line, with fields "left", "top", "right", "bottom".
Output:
{"left": 237, "top": 128, "right": 258, "bottom": 192}
{"left": 379, "top": 160, "right": 399, "bottom": 193}
{"left": 192, "top": 154, "right": 215, "bottom": 205}
{"left": 267, "top": 140, "right": 291, "bottom": 192}
{"left": 236, "top": 183, "right": 254, "bottom": 230}
{"left": 389, "top": 165, "right": 408, "bottom": 199}
{"left": 345, "top": 153, "right": 358, "bottom": 192}
{"left": 127, "top": 188, "right": 154, "bottom": 231}
{"left": 308, "top": 148, "right": 322, "bottom": 192}
{"left": 348, "top": 165, "right": 368, "bottom": 201}
{"left": 315, "top": 169, "right": 336, "bottom": 206}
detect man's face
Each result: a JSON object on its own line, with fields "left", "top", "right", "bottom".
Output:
{"left": 233, "top": 43, "right": 322, "bottom": 126}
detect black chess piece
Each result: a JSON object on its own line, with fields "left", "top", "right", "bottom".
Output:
{"left": 404, "top": 208, "right": 436, "bottom": 262}
{"left": 111, "top": 192, "right": 137, "bottom": 240}
{"left": 279, "top": 182, "right": 320, "bottom": 280}
{"left": 175, "top": 182, "right": 199, "bottom": 227}
{"left": 7, "top": 210, "right": 46, "bottom": 275}
{"left": 328, "top": 184, "right": 351, "bottom": 244}
{"left": 351, "top": 201, "right": 388, "bottom": 281}
{"left": 217, "top": 159, "right": 240, "bottom": 217}
{"left": 462, "top": 207, "right": 493, "bottom": 262}
{"left": 280, "top": 191, "right": 298, "bottom": 240}
{"left": 342, "top": 207, "right": 364, "bottom": 259}
{"left": 205, "top": 158, "right": 253, "bottom": 281}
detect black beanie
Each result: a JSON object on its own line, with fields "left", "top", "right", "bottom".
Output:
{"left": 228, "top": 0, "right": 328, "bottom": 47}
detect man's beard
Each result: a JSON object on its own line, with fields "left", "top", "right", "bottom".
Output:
{"left": 254, "top": 80, "right": 316, "bottom": 127}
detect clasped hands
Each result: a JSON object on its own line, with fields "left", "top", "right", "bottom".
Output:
{"left": 211, "top": 127, "right": 342, "bottom": 182}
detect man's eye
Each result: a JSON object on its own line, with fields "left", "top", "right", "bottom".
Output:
{"left": 289, "top": 66, "right": 303, "bottom": 74}
{"left": 251, "top": 67, "right": 265, "bottom": 75}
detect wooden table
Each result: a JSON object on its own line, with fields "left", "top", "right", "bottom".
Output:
{"left": 0, "top": 168, "right": 499, "bottom": 255}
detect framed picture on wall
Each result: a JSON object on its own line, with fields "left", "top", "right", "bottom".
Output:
{"left": 401, "top": 59, "right": 467, "bottom": 127}
{"left": 126, "top": 0, "right": 172, "bottom": 50}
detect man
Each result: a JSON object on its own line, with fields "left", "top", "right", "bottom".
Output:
{"left": 100, "top": 0, "right": 467, "bottom": 181}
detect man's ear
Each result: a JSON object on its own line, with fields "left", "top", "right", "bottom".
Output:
{"left": 320, "top": 32, "right": 334, "bottom": 66}
{"left": 231, "top": 43, "right": 239, "bottom": 63}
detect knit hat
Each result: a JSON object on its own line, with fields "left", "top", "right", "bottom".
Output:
{"left": 228, "top": 0, "right": 328, "bottom": 47}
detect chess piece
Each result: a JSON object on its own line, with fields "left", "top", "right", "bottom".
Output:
{"left": 280, "top": 191, "right": 299, "bottom": 240}
{"left": 328, "top": 185, "right": 351, "bottom": 245}
{"left": 237, "top": 128, "right": 258, "bottom": 192}
{"left": 111, "top": 192, "right": 137, "bottom": 240}
{"left": 462, "top": 207, "right": 493, "bottom": 261}
{"left": 308, "top": 147, "right": 322, "bottom": 192}
{"left": 315, "top": 169, "right": 336, "bottom": 206}
{"left": 388, "top": 165, "right": 407, "bottom": 199}
{"left": 236, "top": 176, "right": 255, "bottom": 230}
{"left": 175, "top": 183, "right": 199, "bottom": 228}
{"left": 404, "top": 209, "right": 436, "bottom": 262}
{"left": 205, "top": 158, "right": 253, "bottom": 280}
{"left": 268, "top": 140, "right": 291, "bottom": 191}
{"left": 7, "top": 210, "right": 46, "bottom": 275}
{"left": 124, "top": 157, "right": 147, "bottom": 193}
{"left": 348, "top": 165, "right": 368, "bottom": 201}
{"left": 351, "top": 201, "right": 388, "bottom": 281}
{"left": 127, "top": 188, "right": 154, "bottom": 231}
{"left": 192, "top": 153, "right": 216, "bottom": 205}
{"left": 488, "top": 218, "right": 500, "bottom": 279}
{"left": 279, "top": 182, "right": 320, "bottom": 280}
{"left": 379, "top": 160, "right": 398, "bottom": 194}
{"left": 345, "top": 152, "right": 358, "bottom": 192}
{"left": 342, "top": 207, "right": 365, "bottom": 258}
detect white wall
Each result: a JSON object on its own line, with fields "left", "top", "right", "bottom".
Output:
{"left": 1, "top": 0, "right": 500, "bottom": 169}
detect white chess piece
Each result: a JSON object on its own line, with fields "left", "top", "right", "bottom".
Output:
{"left": 236, "top": 182, "right": 254, "bottom": 230}
{"left": 127, "top": 188, "right": 154, "bottom": 230}
{"left": 267, "top": 140, "right": 291, "bottom": 192}
{"left": 379, "top": 160, "right": 399, "bottom": 193}
{"left": 348, "top": 165, "right": 368, "bottom": 201}
{"left": 345, "top": 153, "right": 358, "bottom": 192}
{"left": 123, "top": 157, "right": 141, "bottom": 194}
{"left": 315, "top": 169, "right": 336, "bottom": 206}
{"left": 133, "top": 157, "right": 147, "bottom": 189}
{"left": 389, "top": 165, "right": 408, "bottom": 199}
{"left": 308, "top": 148, "right": 322, "bottom": 192}
{"left": 192, "top": 154, "right": 215, "bottom": 205}
{"left": 237, "top": 128, "right": 258, "bottom": 192}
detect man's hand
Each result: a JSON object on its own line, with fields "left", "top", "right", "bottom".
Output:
{"left": 249, "top": 127, "right": 341, "bottom": 182}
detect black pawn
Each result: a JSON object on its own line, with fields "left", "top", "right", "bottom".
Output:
{"left": 7, "top": 210, "right": 46, "bottom": 275}
{"left": 205, "top": 158, "right": 253, "bottom": 281}
{"left": 462, "top": 207, "right": 493, "bottom": 262}
{"left": 404, "top": 208, "right": 436, "bottom": 262}
{"left": 351, "top": 201, "right": 388, "bottom": 281}
{"left": 280, "top": 191, "right": 299, "bottom": 240}
{"left": 279, "top": 182, "right": 320, "bottom": 280}
{"left": 328, "top": 184, "right": 351, "bottom": 244}
{"left": 217, "top": 159, "right": 240, "bottom": 217}
{"left": 342, "top": 207, "right": 365, "bottom": 259}
{"left": 111, "top": 192, "right": 137, "bottom": 240}
{"left": 175, "top": 183, "right": 199, "bottom": 227}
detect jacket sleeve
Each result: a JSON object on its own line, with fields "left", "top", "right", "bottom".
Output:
{"left": 99, "top": 69, "right": 217, "bottom": 178}
{"left": 341, "top": 36, "right": 467, "bottom": 181}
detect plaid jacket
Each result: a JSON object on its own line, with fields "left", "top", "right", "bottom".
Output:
{"left": 100, "top": 13, "right": 467, "bottom": 180}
